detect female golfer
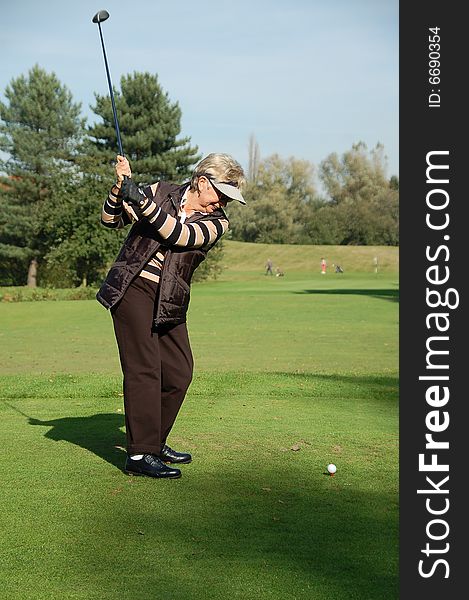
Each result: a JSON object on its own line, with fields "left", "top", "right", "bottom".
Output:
{"left": 97, "top": 153, "right": 246, "bottom": 478}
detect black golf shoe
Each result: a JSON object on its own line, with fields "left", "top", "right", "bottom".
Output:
{"left": 159, "top": 444, "right": 192, "bottom": 464}
{"left": 125, "top": 454, "right": 182, "bottom": 479}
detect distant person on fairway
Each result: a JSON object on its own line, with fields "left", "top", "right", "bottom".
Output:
{"left": 321, "top": 257, "right": 327, "bottom": 275}
{"left": 265, "top": 258, "right": 274, "bottom": 275}
{"left": 97, "top": 153, "right": 246, "bottom": 479}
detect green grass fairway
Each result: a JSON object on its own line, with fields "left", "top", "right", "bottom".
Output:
{"left": 0, "top": 272, "right": 398, "bottom": 376}
{"left": 0, "top": 270, "right": 398, "bottom": 599}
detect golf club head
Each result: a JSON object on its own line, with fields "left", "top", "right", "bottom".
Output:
{"left": 92, "top": 10, "right": 110, "bottom": 23}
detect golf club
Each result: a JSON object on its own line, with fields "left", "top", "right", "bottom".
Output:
{"left": 92, "top": 10, "right": 124, "bottom": 156}
{"left": 2, "top": 401, "right": 30, "bottom": 419}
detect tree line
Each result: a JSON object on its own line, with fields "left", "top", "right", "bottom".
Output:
{"left": 229, "top": 142, "right": 398, "bottom": 246}
{"left": 0, "top": 65, "right": 398, "bottom": 287}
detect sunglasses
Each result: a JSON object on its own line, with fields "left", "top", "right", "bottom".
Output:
{"left": 208, "top": 181, "right": 230, "bottom": 205}
{"left": 202, "top": 174, "right": 237, "bottom": 204}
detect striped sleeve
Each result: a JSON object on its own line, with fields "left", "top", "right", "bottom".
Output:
{"left": 138, "top": 196, "right": 229, "bottom": 248}
{"left": 101, "top": 185, "right": 125, "bottom": 229}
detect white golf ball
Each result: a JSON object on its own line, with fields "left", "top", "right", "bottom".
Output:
{"left": 327, "top": 463, "right": 337, "bottom": 475}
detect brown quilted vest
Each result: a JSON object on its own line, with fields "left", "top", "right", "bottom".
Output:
{"left": 96, "top": 181, "right": 227, "bottom": 329}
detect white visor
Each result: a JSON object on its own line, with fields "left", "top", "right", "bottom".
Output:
{"left": 210, "top": 180, "right": 246, "bottom": 205}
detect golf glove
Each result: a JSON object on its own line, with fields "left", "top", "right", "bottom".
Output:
{"left": 120, "top": 178, "right": 147, "bottom": 208}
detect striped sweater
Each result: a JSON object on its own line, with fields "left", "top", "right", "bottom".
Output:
{"left": 101, "top": 183, "right": 229, "bottom": 283}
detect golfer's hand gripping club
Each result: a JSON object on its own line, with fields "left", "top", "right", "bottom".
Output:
{"left": 114, "top": 154, "right": 130, "bottom": 190}
{"left": 121, "top": 179, "right": 147, "bottom": 208}
{"left": 115, "top": 155, "right": 131, "bottom": 182}
{"left": 115, "top": 157, "right": 145, "bottom": 207}
{"left": 116, "top": 154, "right": 146, "bottom": 208}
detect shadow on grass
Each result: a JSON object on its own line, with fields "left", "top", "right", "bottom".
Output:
{"left": 295, "top": 288, "right": 399, "bottom": 302}
{"left": 195, "top": 477, "right": 393, "bottom": 598}
{"left": 283, "top": 371, "right": 399, "bottom": 392}
{"left": 3, "top": 370, "right": 398, "bottom": 475}
{"left": 1, "top": 371, "right": 398, "bottom": 599}
{"left": 78, "top": 464, "right": 398, "bottom": 599}
{"left": 26, "top": 412, "right": 127, "bottom": 471}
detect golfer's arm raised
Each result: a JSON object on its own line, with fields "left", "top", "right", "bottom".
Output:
{"left": 136, "top": 194, "right": 229, "bottom": 249}
{"left": 115, "top": 155, "right": 228, "bottom": 248}
{"left": 100, "top": 155, "right": 133, "bottom": 229}
{"left": 100, "top": 185, "right": 125, "bottom": 229}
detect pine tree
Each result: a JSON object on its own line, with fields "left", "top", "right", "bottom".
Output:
{"left": 88, "top": 72, "right": 200, "bottom": 184}
{"left": 0, "top": 65, "right": 85, "bottom": 285}
{"left": 37, "top": 170, "right": 126, "bottom": 287}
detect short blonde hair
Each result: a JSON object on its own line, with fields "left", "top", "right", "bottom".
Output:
{"left": 190, "top": 153, "right": 246, "bottom": 192}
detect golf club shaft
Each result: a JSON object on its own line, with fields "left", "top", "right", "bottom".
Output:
{"left": 2, "top": 401, "right": 31, "bottom": 419}
{"left": 96, "top": 20, "right": 124, "bottom": 156}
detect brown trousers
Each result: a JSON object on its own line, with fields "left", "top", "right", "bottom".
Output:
{"left": 111, "top": 276, "right": 193, "bottom": 455}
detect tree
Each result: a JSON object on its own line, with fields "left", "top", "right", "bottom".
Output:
{"left": 319, "top": 142, "right": 389, "bottom": 205}
{"left": 318, "top": 142, "right": 399, "bottom": 245}
{"left": 0, "top": 65, "right": 85, "bottom": 285}
{"left": 389, "top": 175, "right": 399, "bottom": 190}
{"left": 88, "top": 72, "right": 200, "bottom": 184}
{"left": 228, "top": 144, "right": 398, "bottom": 246}
{"left": 228, "top": 154, "right": 318, "bottom": 244}
{"left": 303, "top": 204, "right": 347, "bottom": 245}
{"left": 192, "top": 240, "right": 225, "bottom": 282}
{"left": 247, "top": 134, "right": 260, "bottom": 183}
{"left": 36, "top": 169, "right": 126, "bottom": 287}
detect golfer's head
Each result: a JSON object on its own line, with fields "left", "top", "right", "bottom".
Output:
{"left": 191, "top": 153, "right": 246, "bottom": 205}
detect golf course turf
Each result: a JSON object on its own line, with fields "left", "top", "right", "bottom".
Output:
{"left": 0, "top": 253, "right": 398, "bottom": 599}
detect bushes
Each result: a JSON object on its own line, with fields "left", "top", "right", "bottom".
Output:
{"left": 0, "top": 286, "right": 97, "bottom": 302}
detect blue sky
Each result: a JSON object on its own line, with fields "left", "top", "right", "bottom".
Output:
{"left": 1, "top": 0, "right": 398, "bottom": 180}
